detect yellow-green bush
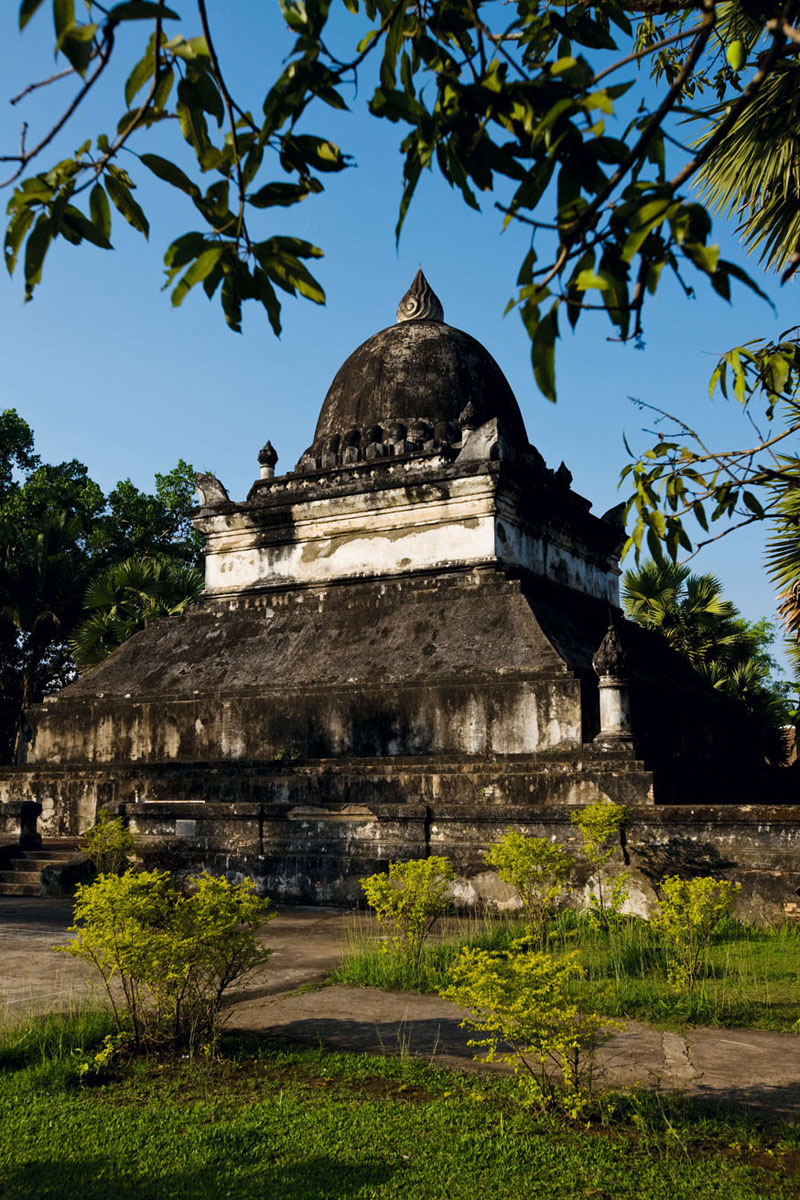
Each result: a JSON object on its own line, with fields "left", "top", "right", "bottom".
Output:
{"left": 484, "top": 829, "right": 572, "bottom": 940}
{"left": 440, "top": 943, "right": 613, "bottom": 1117}
{"left": 361, "top": 856, "right": 454, "bottom": 965}
{"left": 570, "top": 802, "right": 629, "bottom": 926}
{"left": 61, "top": 869, "right": 273, "bottom": 1050}
{"left": 80, "top": 810, "right": 136, "bottom": 875}
{"left": 653, "top": 875, "right": 741, "bottom": 990}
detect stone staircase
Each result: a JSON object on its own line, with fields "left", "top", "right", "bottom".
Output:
{"left": 0, "top": 839, "right": 84, "bottom": 897}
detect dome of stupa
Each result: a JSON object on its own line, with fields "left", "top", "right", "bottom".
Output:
{"left": 297, "top": 270, "right": 529, "bottom": 469}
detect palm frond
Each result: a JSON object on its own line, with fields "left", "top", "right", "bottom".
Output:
{"left": 693, "top": 65, "right": 800, "bottom": 274}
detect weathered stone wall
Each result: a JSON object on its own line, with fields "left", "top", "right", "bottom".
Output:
{"left": 200, "top": 450, "right": 621, "bottom": 605}
{"left": 108, "top": 796, "right": 800, "bottom": 924}
{"left": 0, "top": 752, "right": 656, "bottom": 838}
{"left": 25, "top": 678, "right": 587, "bottom": 766}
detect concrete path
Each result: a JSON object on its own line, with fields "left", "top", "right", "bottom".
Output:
{"left": 2, "top": 898, "right": 800, "bottom": 1117}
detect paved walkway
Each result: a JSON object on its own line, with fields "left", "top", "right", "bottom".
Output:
{"left": 2, "top": 899, "right": 799, "bottom": 1117}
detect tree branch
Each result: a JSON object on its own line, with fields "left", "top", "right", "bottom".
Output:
{"left": 196, "top": 0, "right": 250, "bottom": 248}
{"left": 0, "top": 28, "right": 115, "bottom": 187}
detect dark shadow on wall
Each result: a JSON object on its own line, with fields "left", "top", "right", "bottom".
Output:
{"left": 631, "top": 837, "right": 738, "bottom": 885}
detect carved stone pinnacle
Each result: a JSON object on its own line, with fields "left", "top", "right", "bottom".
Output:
{"left": 459, "top": 401, "right": 478, "bottom": 431}
{"left": 396, "top": 268, "right": 444, "bottom": 324}
{"left": 258, "top": 441, "right": 278, "bottom": 468}
{"left": 592, "top": 620, "right": 630, "bottom": 679}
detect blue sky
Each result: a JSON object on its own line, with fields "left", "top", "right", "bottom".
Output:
{"left": 1, "top": 2, "right": 796, "bottom": 656}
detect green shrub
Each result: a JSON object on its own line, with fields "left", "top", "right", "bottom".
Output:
{"left": 361, "top": 856, "right": 454, "bottom": 966}
{"left": 653, "top": 875, "right": 741, "bottom": 990}
{"left": 440, "top": 943, "right": 613, "bottom": 1117}
{"left": 570, "top": 802, "right": 629, "bottom": 926}
{"left": 483, "top": 830, "right": 572, "bottom": 941}
{"left": 80, "top": 810, "right": 136, "bottom": 875}
{"left": 59, "top": 869, "right": 273, "bottom": 1050}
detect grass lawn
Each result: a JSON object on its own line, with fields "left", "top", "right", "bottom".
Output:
{"left": 1, "top": 1019, "right": 800, "bottom": 1200}
{"left": 331, "top": 913, "right": 800, "bottom": 1031}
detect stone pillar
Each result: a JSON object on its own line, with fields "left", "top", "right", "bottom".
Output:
{"left": 592, "top": 620, "right": 634, "bottom": 751}
{"left": 258, "top": 440, "right": 278, "bottom": 480}
{"left": 0, "top": 800, "right": 42, "bottom": 849}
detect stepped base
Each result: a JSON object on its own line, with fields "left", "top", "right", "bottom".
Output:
{"left": 0, "top": 839, "right": 87, "bottom": 898}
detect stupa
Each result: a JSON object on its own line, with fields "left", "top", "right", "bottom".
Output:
{"left": 6, "top": 272, "right": 772, "bottom": 904}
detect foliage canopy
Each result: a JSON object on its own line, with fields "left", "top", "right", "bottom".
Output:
{"left": 3, "top": 1, "right": 795, "bottom": 398}
{"left": 0, "top": 408, "right": 202, "bottom": 762}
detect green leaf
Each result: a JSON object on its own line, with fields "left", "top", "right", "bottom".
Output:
{"left": 176, "top": 92, "right": 210, "bottom": 157}
{"left": 23, "top": 216, "right": 52, "bottom": 300}
{"left": 62, "top": 204, "right": 112, "bottom": 249}
{"left": 532, "top": 306, "right": 559, "bottom": 403}
{"left": 58, "top": 22, "right": 97, "bottom": 74}
{"left": 646, "top": 527, "right": 664, "bottom": 562}
{"left": 19, "top": 0, "right": 46, "bottom": 29}
{"left": 164, "top": 230, "right": 207, "bottom": 272}
{"left": 718, "top": 260, "right": 773, "bottom": 307}
{"left": 694, "top": 501, "right": 709, "bottom": 533}
{"left": 683, "top": 241, "right": 720, "bottom": 276}
{"left": 164, "top": 34, "right": 209, "bottom": 61}
{"left": 89, "top": 184, "right": 111, "bottom": 240}
{"left": 285, "top": 135, "right": 348, "bottom": 173}
{"left": 106, "top": 175, "right": 149, "bottom": 236}
{"left": 125, "top": 49, "right": 155, "bottom": 107}
{"left": 53, "top": 0, "right": 74, "bottom": 47}
{"left": 248, "top": 181, "right": 311, "bottom": 208}
{"left": 253, "top": 268, "right": 282, "bottom": 337}
{"left": 189, "top": 69, "right": 224, "bottom": 128}
{"left": 574, "top": 269, "right": 612, "bottom": 292}
{"left": 242, "top": 144, "right": 264, "bottom": 190}
{"left": 171, "top": 246, "right": 225, "bottom": 306}
{"left": 767, "top": 353, "right": 790, "bottom": 396}
{"left": 621, "top": 199, "right": 678, "bottom": 263}
{"left": 742, "top": 491, "right": 765, "bottom": 517}
{"left": 261, "top": 235, "right": 323, "bottom": 260}
{"left": 153, "top": 65, "right": 174, "bottom": 109}
{"left": 108, "top": 2, "right": 180, "bottom": 18}
{"left": 4, "top": 206, "right": 35, "bottom": 276}
{"left": 708, "top": 364, "right": 722, "bottom": 400}
{"left": 139, "top": 153, "right": 198, "bottom": 196}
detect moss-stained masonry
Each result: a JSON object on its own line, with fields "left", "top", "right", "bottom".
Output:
{"left": 5, "top": 275, "right": 796, "bottom": 915}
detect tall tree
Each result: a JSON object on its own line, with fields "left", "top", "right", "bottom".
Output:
{"left": 0, "top": 511, "right": 90, "bottom": 758}
{"left": 0, "top": 408, "right": 203, "bottom": 760}
{"left": 4, "top": 3, "right": 800, "bottom": 634}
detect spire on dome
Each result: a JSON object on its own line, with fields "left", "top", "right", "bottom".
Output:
{"left": 396, "top": 268, "right": 444, "bottom": 324}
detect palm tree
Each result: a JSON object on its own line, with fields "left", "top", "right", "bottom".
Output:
{"left": 70, "top": 556, "right": 204, "bottom": 669}
{"left": 765, "top": 464, "right": 800, "bottom": 640}
{"left": 621, "top": 560, "right": 753, "bottom": 670}
{"left": 623, "top": 559, "right": 791, "bottom": 762}
{"left": 695, "top": 65, "right": 800, "bottom": 279}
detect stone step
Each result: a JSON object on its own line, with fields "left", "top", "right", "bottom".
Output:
{"left": 0, "top": 869, "right": 42, "bottom": 886}
{"left": 6, "top": 856, "right": 74, "bottom": 872}
{"left": 13, "top": 849, "right": 81, "bottom": 862}
{"left": 0, "top": 882, "right": 40, "bottom": 896}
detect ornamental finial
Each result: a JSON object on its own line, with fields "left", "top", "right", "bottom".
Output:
{"left": 396, "top": 268, "right": 444, "bottom": 323}
{"left": 592, "top": 615, "right": 631, "bottom": 680}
